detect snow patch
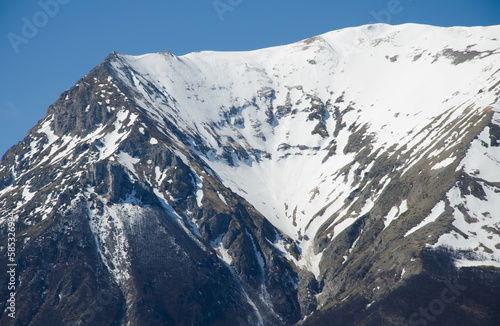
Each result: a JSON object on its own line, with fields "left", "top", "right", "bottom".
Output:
{"left": 210, "top": 233, "right": 232, "bottom": 266}
{"left": 432, "top": 157, "right": 456, "bottom": 170}
{"left": 117, "top": 151, "right": 141, "bottom": 178}
{"left": 405, "top": 201, "right": 445, "bottom": 237}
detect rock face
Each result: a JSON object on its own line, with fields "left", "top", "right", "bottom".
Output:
{"left": 1, "top": 23, "right": 500, "bottom": 325}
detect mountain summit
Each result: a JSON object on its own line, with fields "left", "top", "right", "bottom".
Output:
{"left": 1, "top": 24, "right": 500, "bottom": 325}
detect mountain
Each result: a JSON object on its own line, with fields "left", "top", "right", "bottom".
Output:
{"left": 1, "top": 23, "right": 500, "bottom": 325}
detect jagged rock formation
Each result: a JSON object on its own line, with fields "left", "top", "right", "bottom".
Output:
{"left": 1, "top": 23, "right": 500, "bottom": 325}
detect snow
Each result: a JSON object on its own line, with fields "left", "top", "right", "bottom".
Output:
{"left": 98, "top": 109, "right": 135, "bottom": 160}
{"left": 210, "top": 233, "right": 233, "bottom": 266}
{"left": 155, "top": 166, "right": 167, "bottom": 185}
{"left": 217, "top": 192, "right": 228, "bottom": 206}
{"left": 297, "top": 241, "right": 324, "bottom": 279}
{"left": 455, "top": 259, "right": 500, "bottom": 268}
{"left": 405, "top": 201, "right": 445, "bottom": 237}
{"left": 93, "top": 23, "right": 500, "bottom": 277}
{"left": 117, "top": 151, "right": 141, "bottom": 178}
{"left": 152, "top": 188, "right": 209, "bottom": 253}
{"left": 384, "top": 206, "right": 399, "bottom": 229}
{"left": 245, "top": 230, "right": 266, "bottom": 282}
{"left": 39, "top": 115, "right": 58, "bottom": 151}
{"left": 85, "top": 189, "right": 133, "bottom": 285}
{"left": 431, "top": 157, "right": 456, "bottom": 170}
{"left": 458, "top": 121, "right": 500, "bottom": 182}
{"left": 433, "top": 182, "right": 500, "bottom": 267}
{"left": 427, "top": 109, "right": 500, "bottom": 268}
{"left": 195, "top": 176, "right": 204, "bottom": 207}
{"left": 272, "top": 234, "right": 323, "bottom": 278}
{"left": 383, "top": 200, "right": 408, "bottom": 230}
{"left": 22, "top": 186, "right": 35, "bottom": 203}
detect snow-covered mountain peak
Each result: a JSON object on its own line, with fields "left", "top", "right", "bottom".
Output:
{"left": 2, "top": 23, "right": 500, "bottom": 326}
{"left": 107, "top": 24, "right": 500, "bottom": 246}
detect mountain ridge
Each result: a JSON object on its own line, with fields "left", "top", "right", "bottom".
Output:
{"left": 1, "top": 23, "right": 500, "bottom": 325}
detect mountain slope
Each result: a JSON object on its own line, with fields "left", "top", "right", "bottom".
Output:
{"left": 1, "top": 23, "right": 500, "bottom": 325}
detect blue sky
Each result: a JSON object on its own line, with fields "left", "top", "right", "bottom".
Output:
{"left": 1, "top": 0, "right": 499, "bottom": 157}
